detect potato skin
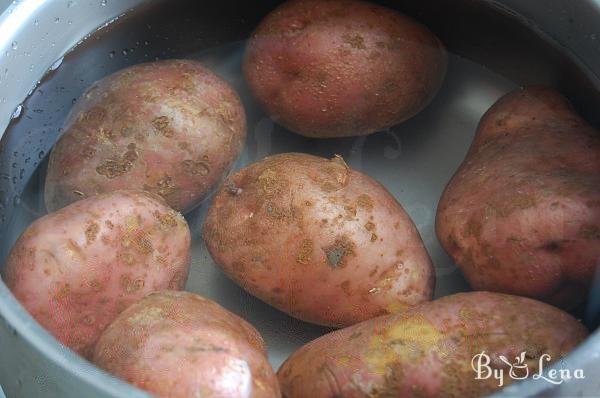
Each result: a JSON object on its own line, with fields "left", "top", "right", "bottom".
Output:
{"left": 45, "top": 59, "right": 246, "bottom": 213}
{"left": 203, "top": 153, "right": 434, "bottom": 327}
{"left": 278, "top": 291, "right": 588, "bottom": 398}
{"left": 244, "top": 0, "right": 447, "bottom": 138}
{"left": 93, "top": 291, "right": 280, "bottom": 398}
{"left": 3, "top": 190, "right": 191, "bottom": 358}
{"left": 436, "top": 87, "right": 600, "bottom": 308}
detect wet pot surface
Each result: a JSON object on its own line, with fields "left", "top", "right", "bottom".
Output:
{"left": 0, "top": 0, "right": 599, "bottom": 396}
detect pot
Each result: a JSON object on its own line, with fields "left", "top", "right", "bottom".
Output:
{"left": 0, "top": 1, "right": 598, "bottom": 397}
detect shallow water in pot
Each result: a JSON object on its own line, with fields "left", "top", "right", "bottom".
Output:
{"left": 0, "top": 0, "right": 597, "bottom": 371}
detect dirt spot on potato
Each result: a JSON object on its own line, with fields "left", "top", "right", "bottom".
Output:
{"left": 85, "top": 221, "right": 100, "bottom": 244}
{"left": 296, "top": 239, "right": 314, "bottom": 264}
{"left": 182, "top": 159, "right": 210, "bottom": 176}
{"left": 342, "top": 34, "right": 366, "bottom": 50}
{"left": 96, "top": 143, "right": 139, "bottom": 179}
{"left": 323, "top": 236, "right": 356, "bottom": 268}
{"left": 578, "top": 224, "right": 600, "bottom": 240}
{"left": 152, "top": 116, "right": 175, "bottom": 138}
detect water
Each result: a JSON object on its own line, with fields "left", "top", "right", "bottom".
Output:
{"left": 0, "top": 0, "right": 598, "bottom": 372}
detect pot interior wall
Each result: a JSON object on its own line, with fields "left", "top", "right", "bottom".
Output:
{"left": 0, "top": 0, "right": 598, "bottom": 371}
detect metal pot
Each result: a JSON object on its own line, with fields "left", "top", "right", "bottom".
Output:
{"left": 0, "top": 1, "right": 598, "bottom": 397}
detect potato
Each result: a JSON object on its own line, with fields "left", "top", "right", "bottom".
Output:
{"left": 278, "top": 291, "right": 588, "bottom": 398}
{"left": 2, "top": 190, "right": 191, "bottom": 358}
{"left": 436, "top": 87, "right": 600, "bottom": 308}
{"left": 203, "top": 153, "right": 434, "bottom": 327}
{"left": 45, "top": 59, "right": 246, "bottom": 213}
{"left": 244, "top": 0, "right": 447, "bottom": 138}
{"left": 93, "top": 291, "right": 280, "bottom": 398}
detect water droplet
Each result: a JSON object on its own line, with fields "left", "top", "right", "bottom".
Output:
{"left": 13, "top": 196, "right": 21, "bottom": 206}
{"left": 101, "top": 0, "right": 107, "bottom": 6}
{"left": 38, "top": 150, "right": 45, "bottom": 159}
{"left": 54, "top": 17, "right": 60, "bottom": 23}
{"left": 121, "top": 49, "right": 128, "bottom": 56}
{"left": 67, "top": 0, "right": 76, "bottom": 7}
{"left": 33, "top": 19, "right": 39, "bottom": 26}
{"left": 50, "top": 57, "right": 63, "bottom": 71}
{"left": 11, "top": 104, "right": 22, "bottom": 119}
{"left": 144, "top": 41, "right": 149, "bottom": 46}
{"left": 29, "top": 64, "right": 34, "bottom": 71}
{"left": 11, "top": 41, "right": 18, "bottom": 50}
{"left": 108, "top": 50, "right": 115, "bottom": 58}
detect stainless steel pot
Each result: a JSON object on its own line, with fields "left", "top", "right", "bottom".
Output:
{"left": 0, "top": 1, "right": 599, "bottom": 397}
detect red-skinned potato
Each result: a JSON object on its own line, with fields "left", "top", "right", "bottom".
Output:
{"left": 244, "top": 0, "right": 447, "bottom": 138}
{"left": 2, "top": 190, "right": 191, "bottom": 358}
{"left": 45, "top": 59, "right": 246, "bottom": 213}
{"left": 93, "top": 291, "right": 280, "bottom": 398}
{"left": 203, "top": 153, "right": 434, "bottom": 327}
{"left": 436, "top": 87, "right": 600, "bottom": 308}
{"left": 278, "top": 291, "right": 588, "bottom": 398}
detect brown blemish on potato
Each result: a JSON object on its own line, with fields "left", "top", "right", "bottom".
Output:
{"left": 96, "top": 143, "right": 139, "bottom": 179}
{"left": 118, "top": 251, "right": 135, "bottom": 266}
{"left": 296, "top": 239, "right": 314, "bottom": 264}
{"left": 225, "top": 181, "right": 243, "bottom": 196}
{"left": 88, "top": 280, "right": 103, "bottom": 292}
{"left": 99, "top": 127, "right": 115, "bottom": 142}
{"left": 65, "top": 239, "right": 85, "bottom": 261}
{"left": 258, "top": 168, "right": 288, "bottom": 197}
{"left": 177, "top": 141, "right": 190, "bottom": 151}
{"left": 82, "top": 314, "right": 96, "bottom": 326}
{"left": 323, "top": 236, "right": 356, "bottom": 268}
{"left": 578, "top": 224, "right": 600, "bottom": 240}
{"left": 342, "top": 34, "right": 366, "bottom": 50}
{"left": 80, "top": 107, "right": 106, "bottom": 124}
{"left": 55, "top": 283, "right": 71, "bottom": 300}
{"left": 121, "top": 275, "right": 145, "bottom": 293}
{"left": 152, "top": 116, "right": 174, "bottom": 138}
{"left": 265, "top": 202, "right": 293, "bottom": 220}
{"left": 464, "top": 219, "right": 482, "bottom": 238}
{"left": 182, "top": 159, "right": 210, "bottom": 176}
{"left": 357, "top": 194, "right": 374, "bottom": 211}
{"left": 586, "top": 200, "right": 600, "bottom": 208}
{"left": 85, "top": 221, "right": 99, "bottom": 244}
{"left": 368, "top": 362, "right": 405, "bottom": 398}
{"left": 144, "top": 175, "right": 177, "bottom": 199}
{"left": 340, "top": 280, "right": 351, "bottom": 295}
{"left": 105, "top": 220, "right": 114, "bottom": 229}
{"left": 81, "top": 146, "right": 96, "bottom": 160}
{"left": 153, "top": 210, "right": 177, "bottom": 228}
{"left": 133, "top": 232, "right": 154, "bottom": 254}
{"left": 541, "top": 240, "right": 563, "bottom": 252}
